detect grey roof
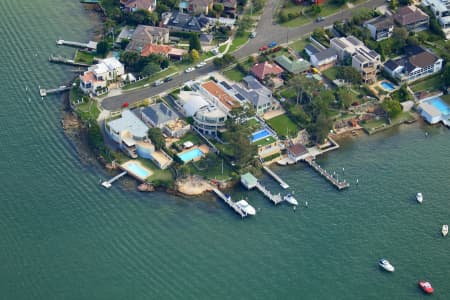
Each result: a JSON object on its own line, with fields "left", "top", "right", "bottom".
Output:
{"left": 142, "top": 102, "right": 177, "bottom": 126}
{"left": 127, "top": 25, "right": 169, "bottom": 52}
{"left": 243, "top": 75, "right": 265, "bottom": 90}
{"left": 312, "top": 48, "right": 337, "bottom": 61}
{"left": 305, "top": 44, "right": 320, "bottom": 55}
{"left": 108, "top": 110, "right": 148, "bottom": 139}
{"left": 232, "top": 84, "right": 271, "bottom": 108}
{"left": 364, "top": 15, "right": 394, "bottom": 30}
{"left": 168, "top": 12, "right": 210, "bottom": 32}
{"left": 383, "top": 59, "right": 399, "bottom": 71}
{"left": 346, "top": 36, "right": 363, "bottom": 46}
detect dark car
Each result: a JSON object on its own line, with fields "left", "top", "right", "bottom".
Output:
{"left": 164, "top": 77, "right": 173, "bottom": 82}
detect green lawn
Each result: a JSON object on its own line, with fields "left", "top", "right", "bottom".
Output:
{"left": 229, "top": 33, "right": 250, "bottom": 53}
{"left": 319, "top": 2, "right": 346, "bottom": 17}
{"left": 219, "top": 43, "right": 228, "bottom": 53}
{"left": 360, "top": 118, "right": 388, "bottom": 133}
{"left": 289, "top": 39, "right": 308, "bottom": 52}
{"left": 266, "top": 114, "right": 299, "bottom": 138}
{"left": 224, "top": 67, "right": 247, "bottom": 82}
{"left": 244, "top": 118, "right": 261, "bottom": 130}
{"left": 442, "top": 94, "right": 450, "bottom": 105}
{"left": 410, "top": 75, "right": 443, "bottom": 93}
{"left": 322, "top": 67, "right": 339, "bottom": 81}
{"left": 253, "top": 135, "right": 277, "bottom": 147}
{"left": 174, "top": 132, "right": 202, "bottom": 148}
{"left": 123, "top": 65, "right": 178, "bottom": 90}
{"left": 282, "top": 16, "right": 311, "bottom": 27}
{"left": 137, "top": 158, "right": 174, "bottom": 185}
{"left": 74, "top": 50, "right": 95, "bottom": 65}
{"left": 75, "top": 99, "right": 100, "bottom": 121}
{"left": 187, "top": 153, "right": 234, "bottom": 180}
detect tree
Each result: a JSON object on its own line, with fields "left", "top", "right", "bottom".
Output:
{"left": 160, "top": 59, "right": 169, "bottom": 70}
{"left": 381, "top": 98, "right": 402, "bottom": 118}
{"left": 190, "top": 49, "right": 200, "bottom": 61}
{"left": 147, "top": 128, "right": 165, "bottom": 150}
{"left": 443, "top": 65, "right": 450, "bottom": 88}
{"left": 213, "top": 3, "right": 224, "bottom": 18}
{"left": 189, "top": 34, "right": 202, "bottom": 52}
{"left": 253, "top": 0, "right": 265, "bottom": 12}
{"left": 222, "top": 123, "right": 257, "bottom": 168}
{"left": 238, "top": 16, "right": 253, "bottom": 32}
{"left": 336, "top": 66, "right": 362, "bottom": 84}
{"left": 96, "top": 40, "right": 109, "bottom": 57}
{"left": 120, "top": 51, "right": 140, "bottom": 71}
{"left": 392, "top": 27, "right": 408, "bottom": 53}
{"left": 213, "top": 54, "right": 236, "bottom": 68}
{"left": 336, "top": 88, "right": 357, "bottom": 109}
{"left": 141, "top": 63, "right": 160, "bottom": 77}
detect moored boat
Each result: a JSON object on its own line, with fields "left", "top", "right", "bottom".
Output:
{"left": 442, "top": 224, "right": 448, "bottom": 237}
{"left": 418, "top": 280, "right": 434, "bottom": 294}
{"left": 235, "top": 200, "right": 256, "bottom": 216}
{"left": 284, "top": 193, "right": 298, "bottom": 206}
{"left": 378, "top": 259, "right": 395, "bottom": 272}
{"left": 416, "top": 192, "right": 423, "bottom": 203}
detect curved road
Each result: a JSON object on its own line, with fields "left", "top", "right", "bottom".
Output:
{"left": 101, "top": 0, "right": 385, "bottom": 111}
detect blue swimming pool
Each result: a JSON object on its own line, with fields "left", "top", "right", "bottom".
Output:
{"left": 127, "top": 163, "right": 151, "bottom": 179}
{"left": 251, "top": 129, "right": 271, "bottom": 143}
{"left": 178, "top": 148, "right": 203, "bottom": 163}
{"left": 380, "top": 81, "right": 395, "bottom": 92}
{"left": 426, "top": 97, "right": 450, "bottom": 115}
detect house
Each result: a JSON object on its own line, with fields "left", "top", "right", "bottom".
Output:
{"left": 220, "top": 0, "right": 238, "bottom": 15}
{"left": 418, "top": 102, "right": 443, "bottom": 124}
{"left": 309, "top": 48, "right": 338, "bottom": 71}
{"left": 178, "top": 91, "right": 227, "bottom": 135}
{"left": 140, "top": 44, "right": 187, "bottom": 60}
{"left": 422, "top": 0, "right": 450, "bottom": 37}
{"left": 106, "top": 110, "right": 173, "bottom": 169}
{"left": 120, "top": 0, "right": 157, "bottom": 13}
{"left": 287, "top": 143, "right": 308, "bottom": 162}
{"left": 165, "top": 11, "right": 211, "bottom": 33}
{"left": 252, "top": 134, "right": 281, "bottom": 159}
{"left": 364, "top": 15, "right": 394, "bottom": 41}
{"left": 200, "top": 81, "right": 241, "bottom": 114}
{"left": 251, "top": 61, "right": 284, "bottom": 81}
{"left": 393, "top": 5, "right": 429, "bottom": 32}
{"left": 79, "top": 57, "right": 124, "bottom": 95}
{"left": 383, "top": 45, "right": 443, "bottom": 83}
{"left": 141, "top": 103, "right": 190, "bottom": 138}
{"left": 274, "top": 55, "right": 311, "bottom": 74}
{"left": 232, "top": 75, "right": 277, "bottom": 115}
{"left": 183, "top": 0, "right": 214, "bottom": 15}
{"left": 126, "top": 25, "right": 170, "bottom": 52}
{"left": 304, "top": 44, "right": 321, "bottom": 57}
{"left": 330, "top": 36, "right": 381, "bottom": 83}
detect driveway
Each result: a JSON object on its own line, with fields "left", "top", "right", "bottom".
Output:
{"left": 101, "top": 0, "right": 385, "bottom": 111}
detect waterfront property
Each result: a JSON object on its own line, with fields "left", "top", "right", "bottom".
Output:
{"left": 177, "top": 145, "right": 209, "bottom": 163}
{"left": 141, "top": 102, "right": 190, "bottom": 138}
{"left": 240, "top": 173, "right": 283, "bottom": 205}
{"left": 251, "top": 129, "right": 272, "bottom": 143}
{"left": 287, "top": 143, "right": 309, "bottom": 162}
{"left": 383, "top": 46, "right": 443, "bottom": 83}
{"left": 200, "top": 81, "right": 240, "bottom": 114}
{"left": 120, "top": 160, "right": 153, "bottom": 181}
{"left": 125, "top": 25, "right": 170, "bottom": 52}
{"left": 120, "top": 0, "right": 157, "bottom": 13}
{"left": 418, "top": 97, "right": 450, "bottom": 126}
{"left": 79, "top": 57, "right": 124, "bottom": 95}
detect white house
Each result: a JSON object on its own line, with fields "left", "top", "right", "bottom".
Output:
{"left": 310, "top": 48, "right": 338, "bottom": 71}
{"left": 79, "top": 57, "right": 125, "bottom": 95}
{"left": 364, "top": 15, "right": 394, "bottom": 41}
{"left": 422, "top": 0, "right": 450, "bottom": 37}
{"left": 418, "top": 102, "right": 443, "bottom": 124}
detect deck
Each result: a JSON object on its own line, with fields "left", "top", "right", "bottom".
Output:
{"left": 303, "top": 156, "right": 349, "bottom": 190}
{"left": 255, "top": 182, "right": 284, "bottom": 205}
{"left": 212, "top": 188, "right": 247, "bottom": 218}
{"left": 101, "top": 171, "right": 128, "bottom": 189}
{"left": 262, "top": 166, "right": 289, "bottom": 189}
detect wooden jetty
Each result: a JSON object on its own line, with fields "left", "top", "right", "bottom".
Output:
{"left": 56, "top": 39, "right": 97, "bottom": 51}
{"left": 80, "top": 0, "right": 100, "bottom": 3}
{"left": 101, "top": 171, "right": 128, "bottom": 189}
{"left": 255, "top": 183, "right": 284, "bottom": 205}
{"left": 212, "top": 188, "right": 247, "bottom": 218}
{"left": 303, "top": 156, "right": 349, "bottom": 190}
{"left": 39, "top": 85, "right": 71, "bottom": 97}
{"left": 48, "top": 55, "right": 90, "bottom": 67}
{"left": 262, "top": 166, "right": 289, "bottom": 189}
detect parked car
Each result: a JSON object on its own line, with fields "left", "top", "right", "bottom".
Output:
{"left": 164, "top": 77, "right": 173, "bottom": 82}
{"left": 259, "top": 45, "right": 268, "bottom": 52}
{"left": 196, "top": 61, "right": 207, "bottom": 68}
{"left": 185, "top": 67, "right": 195, "bottom": 73}
{"left": 153, "top": 80, "right": 163, "bottom": 86}
{"left": 316, "top": 16, "right": 324, "bottom": 22}
{"left": 268, "top": 41, "right": 277, "bottom": 48}
{"left": 250, "top": 31, "right": 257, "bottom": 38}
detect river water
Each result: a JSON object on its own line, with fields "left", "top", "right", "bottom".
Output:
{"left": 1, "top": 1, "right": 449, "bottom": 299}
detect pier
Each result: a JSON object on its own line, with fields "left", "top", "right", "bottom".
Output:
{"left": 39, "top": 85, "right": 71, "bottom": 97}
{"left": 56, "top": 39, "right": 97, "bottom": 51}
{"left": 262, "top": 166, "right": 289, "bottom": 189}
{"left": 240, "top": 173, "right": 284, "bottom": 205}
{"left": 303, "top": 157, "right": 349, "bottom": 190}
{"left": 101, "top": 171, "right": 128, "bottom": 189}
{"left": 212, "top": 188, "right": 247, "bottom": 218}
{"left": 48, "top": 55, "right": 90, "bottom": 67}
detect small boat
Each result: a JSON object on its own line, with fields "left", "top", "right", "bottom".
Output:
{"left": 416, "top": 192, "right": 423, "bottom": 203}
{"left": 442, "top": 224, "right": 448, "bottom": 237}
{"left": 418, "top": 280, "right": 434, "bottom": 294}
{"left": 284, "top": 193, "right": 298, "bottom": 206}
{"left": 235, "top": 200, "right": 256, "bottom": 216}
{"left": 378, "top": 259, "right": 395, "bottom": 272}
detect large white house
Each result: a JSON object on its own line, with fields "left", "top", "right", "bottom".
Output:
{"left": 383, "top": 46, "right": 443, "bottom": 83}
{"left": 79, "top": 57, "right": 125, "bottom": 95}
{"left": 422, "top": 0, "right": 450, "bottom": 38}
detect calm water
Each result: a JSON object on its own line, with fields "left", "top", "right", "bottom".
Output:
{"left": 1, "top": 1, "right": 450, "bottom": 299}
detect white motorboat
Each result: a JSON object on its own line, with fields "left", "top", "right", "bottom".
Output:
{"left": 378, "top": 259, "right": 395, "bottom": 272}
{"left": 235, "top": 200, "right": 256, "bottom": 216}
{"left": 284, "top": 193, "right": 298, "bottom": 206}
{"left": 416, "top": 192, "right": 423, "bottom": 203}
{"left": 442, "top": 224, "right": 448, "bottom": 237}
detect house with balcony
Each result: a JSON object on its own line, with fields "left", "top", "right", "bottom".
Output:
{"left": 79, "top": 57, "right": 124, "bottom": 95}
{"left": 106, "top": 110, "right": 173, "bottom": 169}
{"left": 330, "top": 36, "right": 381, "bottom": 83}
{"left": 125, "top": 25, "right": 170, "bottom": 53}
{"left": 309, "top": 48, "right": 338, "bottom": 71}
{"left": 364, "top": 15, "right": 394, "bottom": 41}
{"left": 163, "top": 11, "right": 212, "bottom": 33}
{"left": 120, "top": 0, "right": 157, "bottom": 13}
{"left": 141, "top": 102, "right": 190, "bottom": 138}
{"left": 383, "top": 45, "right": 443, "bottom": 83}
{"left": 393, "top": 5, "right": 429, "bottom": 32}
{"left": 422, "top": 0, "right": 450, "bottom": 38}
{"left": 200, "top": 81, "right": 241, "bottom": 114}
{"left": 231, "top": 75, "right": 277, "bottom": 115}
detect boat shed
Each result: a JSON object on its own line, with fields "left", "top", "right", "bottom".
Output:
{"left": 241, "top": 173, "right": 258, "bottom": 189}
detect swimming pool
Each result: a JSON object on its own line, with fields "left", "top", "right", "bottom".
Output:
{"left": 426, "top": 97, "right": 450, "bottom": 115}
{"left": 178, "top": 148, "right": 204, "bottom": 163}
{"left": 251, "top": 129, "right": 271, "bottom": 143}
{"left": 380, "top": 81, "right": 395, "bottom": 92}
{"left": 127, "top": 162, "right": 151, "bottom": 179}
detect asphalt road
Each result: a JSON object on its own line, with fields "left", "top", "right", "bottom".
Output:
{"left": 101, "top": 0, "right": 385, "bottom": 111}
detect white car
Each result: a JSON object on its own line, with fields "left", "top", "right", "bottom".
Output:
{"left": 196, "top": 61, "right": 206, "bottom": 68}
{"left": 185, "top": 67, "right": 195, "bottom": 73}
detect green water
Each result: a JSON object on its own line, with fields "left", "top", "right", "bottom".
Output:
{"left": 1, "top": 1, "right": 450, "bottom": 299}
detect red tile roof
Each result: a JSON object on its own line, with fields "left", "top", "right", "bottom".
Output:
{"left": 141, "top": 44, "right": 171, "bottom": 56}
{"left": 251, "top": 62, "right": 283, "bottom": 81}
{"left": 201, "top": 81, "right": 240, "bottom": 110}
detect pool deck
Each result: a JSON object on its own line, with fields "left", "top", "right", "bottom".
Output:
{"left": 120, "top": 160, "right": 153, "bottom": 182}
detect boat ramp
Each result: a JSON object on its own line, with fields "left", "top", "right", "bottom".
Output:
{"left": 303, "top": 156, "right": 349, "bottom": 190}
{"left": 241, "top": 173, "right": 284, "bottom": 205}
{"left": 212, "top": 188, "right": 248, "bottom": 218}
{"left": 101, "top": 171, "right": 128, "bottom": 189}
{"left": 262, "top": 166, "right": 289, "bottom": 189}
{"left": 56, "top": 39, "right": 97, "bottom": 51}
{"left": 39, "top": 85, "right": 71, "bottom": 97}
